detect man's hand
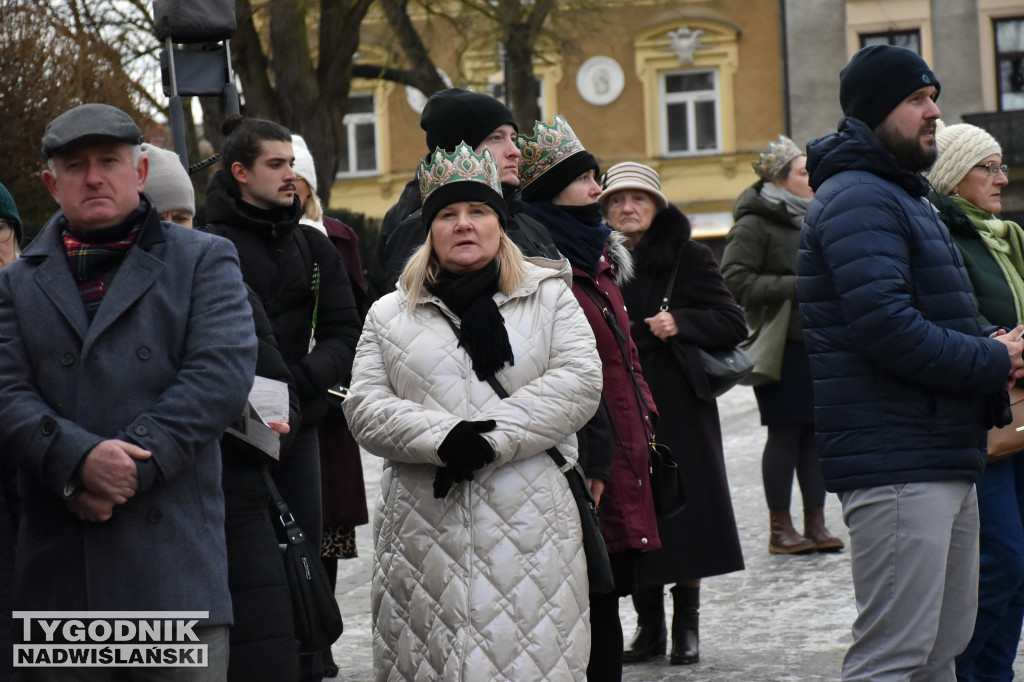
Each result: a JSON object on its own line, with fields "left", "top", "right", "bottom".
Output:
{"left": 80, "top": 439, "right": 152, "bottom": 504}
{"left": 992, "top": 325, "right": 1024, "bottom": 390}
{"left": 67, "top": 491, "right": 116, "bottom": 522}
{"left": 587, "top": 478, "right": 605, "bottom": 507}
{"left": 644, "top": 312, "right": 679, "bottom": 341}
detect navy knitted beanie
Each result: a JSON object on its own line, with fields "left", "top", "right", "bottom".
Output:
{"left": 839, "top": 45, "right": 940, "bottom": 130}
{"left": 420, "top": 88, "right": 517, "bottom": 154}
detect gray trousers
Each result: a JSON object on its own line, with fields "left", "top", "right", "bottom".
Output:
{"left": 839, "top": 480, "right": 979, "bottom": 682}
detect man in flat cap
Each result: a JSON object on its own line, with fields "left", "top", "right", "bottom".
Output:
{"left": 0, "top": 102, "right": 257, "bottom": 679}
{"left": 798, "top": 46, "right": 1024, "bottom": 680}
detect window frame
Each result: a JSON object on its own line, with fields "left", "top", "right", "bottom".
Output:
{"left": 659, "top": 68, "right": 721, "bottom": 157}
{"left": 993, "top": 16, "right": 1024, "bottom": 111}
{"left": 859, "top": 28, "right": 922, "bottom": 53}
{"left": 335, "top": 92, "right": 378, "bottom": 178}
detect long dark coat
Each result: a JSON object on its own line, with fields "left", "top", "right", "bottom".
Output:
{"left": 620, "top": 205, "right": 748, "bottom": 583}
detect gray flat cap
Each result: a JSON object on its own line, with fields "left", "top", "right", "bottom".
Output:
{"left": 42, "top": 103, "right": 143, "bottom": 159}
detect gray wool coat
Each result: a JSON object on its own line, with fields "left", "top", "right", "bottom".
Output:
{"left": 0, "top": 203, "right": 257, "bottom": 624}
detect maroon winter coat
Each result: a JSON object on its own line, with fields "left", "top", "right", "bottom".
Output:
{"left": 318, "top": 216, "right": 369, "bottom": 530}
{"left": 571, "top": 246, "right": 661, "bottom": 556}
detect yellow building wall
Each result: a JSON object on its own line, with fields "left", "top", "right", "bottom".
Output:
{"left": 329, "top": 0, "right": 786, "bottom": 238}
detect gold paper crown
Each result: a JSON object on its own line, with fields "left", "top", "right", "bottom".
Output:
{"left": 752, "top": 135, "right": 803, "bottom": 181}
{"left": 418, "top": 142, "right": 503, "bottom": 204}
{"left": 517, "top": 114, "right": 587, "bottom": 189}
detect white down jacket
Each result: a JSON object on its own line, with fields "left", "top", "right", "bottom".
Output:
{"left": 344, "top": 258, "right": 602, "bottom": 681}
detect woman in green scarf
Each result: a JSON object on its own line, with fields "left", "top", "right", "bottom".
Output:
{"left": 926, "top": 121, "right": 1023, "bottom": 681}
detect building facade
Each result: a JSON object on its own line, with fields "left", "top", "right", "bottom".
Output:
{"left": 328, "top": 0, "right": 788, "bottom": 240}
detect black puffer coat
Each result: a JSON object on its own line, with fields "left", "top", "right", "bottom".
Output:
{"left": 204, "top": 171, "right": 362, "bottom": 428}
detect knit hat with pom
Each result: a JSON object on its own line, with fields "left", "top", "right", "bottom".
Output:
{"left": 925, "top": 121, "right": 1002, "bottom": 195}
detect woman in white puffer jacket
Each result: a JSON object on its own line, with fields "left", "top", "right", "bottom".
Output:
{"left": 343, "top": 142, "right": 602, "bottom": 681}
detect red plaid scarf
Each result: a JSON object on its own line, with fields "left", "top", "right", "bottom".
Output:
{"left": 62, "top": 218, "right": 143, "bottom": 319}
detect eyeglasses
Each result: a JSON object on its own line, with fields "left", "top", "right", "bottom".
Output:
{"left": 0, "top": 221, "right": 14, "bottom": 244}
{"left": 974, "top": 162, "right": 1009, "bottom": 178}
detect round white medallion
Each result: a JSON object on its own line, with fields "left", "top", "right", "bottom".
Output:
{"left": 576, "top": 56, "right": 624, "bottom": 106}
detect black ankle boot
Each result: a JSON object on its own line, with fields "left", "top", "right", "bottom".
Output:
{"left": 670, "top": 585, "right": 699, "bottom": 665}
{"left": 623, "top": 586, "right": 666, "bottom": 663}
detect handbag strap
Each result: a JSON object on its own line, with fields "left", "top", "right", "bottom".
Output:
{"left": 433, "top": 305, "right": 572, "bottom": 472}
{"left": 261, "top": 467, "right": 307, "bottom": 545}
{"left": 659, "top": 249, "right": 686, "bottom": 312}
{"left": 577, "top": 284, "right": 656, "bottom": 445}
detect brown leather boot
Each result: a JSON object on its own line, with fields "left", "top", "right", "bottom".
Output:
{"left": 804, "top": 507, "right": 844, "bottom": 552}
{"left": 769, "top": 510, "right": 816, "bottom": 554}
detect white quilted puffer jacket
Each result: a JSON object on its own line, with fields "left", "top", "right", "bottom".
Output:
{"left": 344, "top": 258, "right": 602, "bottom": 681}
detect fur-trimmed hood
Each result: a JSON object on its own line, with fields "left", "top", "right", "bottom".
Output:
{"left": 607, "top": 229, "right": 634, "bottom": 285}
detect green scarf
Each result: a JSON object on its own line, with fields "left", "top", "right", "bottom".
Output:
{"left": 955, "top": 196, "right": 1024, "bottom": 325}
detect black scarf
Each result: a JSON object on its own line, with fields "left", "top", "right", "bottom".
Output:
{"left": 522, "top": 202, "right": 610, "bottom": 277}
{"left": 425, "top": 260, "right": 514, "bottom": 380}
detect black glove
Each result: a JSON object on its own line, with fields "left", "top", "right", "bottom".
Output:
{"left": 433, "top": 420, "right": 496, "bottom": 498}
{"left": 985, "top": 389, "right": 1013, "bottom": 429}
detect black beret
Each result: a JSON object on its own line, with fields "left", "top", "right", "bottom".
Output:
{"left": 420, "top": 88, "right": 517, "bottom": 154}
{"left": 42, "top": 103, "right": 144, "bottom": 160}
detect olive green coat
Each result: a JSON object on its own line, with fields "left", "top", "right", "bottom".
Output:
{"left": 721, "top": 181, "right": 803, "bottom": 340}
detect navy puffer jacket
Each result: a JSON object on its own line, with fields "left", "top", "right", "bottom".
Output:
{"left": 797, "top": 117, "right": 1010, "bottom": 492}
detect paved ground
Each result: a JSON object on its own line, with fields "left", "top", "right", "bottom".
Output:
{"left": 327, "top": 386, "right": 1024, "bottom": 681}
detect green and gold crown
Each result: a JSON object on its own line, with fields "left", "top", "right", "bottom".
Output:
{"left": 418, "top": 142, "right": 502, "bottom": 204}
{"left": 517, "top": 114, "right": 587, "bottom": 189}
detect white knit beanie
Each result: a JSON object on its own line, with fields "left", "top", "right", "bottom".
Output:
{"left": 926, "top": 121, "right": 1002, "bottom": 195}
{"left": 140, "top": 143, "right": 194, "bottom": 215}
{"left": 291, "top": 134, "right": 318, "bottom": 194}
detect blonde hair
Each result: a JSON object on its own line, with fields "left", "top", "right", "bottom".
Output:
{"left": 298, "top": 178, "right": 323, "bottom": 222}
{"left": 400, "top": 229, "right": 526, "bottom": 308}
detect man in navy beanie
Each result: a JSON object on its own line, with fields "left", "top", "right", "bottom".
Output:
{"left": 366, "top": 88, "right": 560, "bottom": 305}
{"left": 798, "top": 46, "right": 1024, "bottom": 680}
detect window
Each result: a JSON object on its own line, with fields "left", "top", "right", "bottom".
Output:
{"left": 661, "top": 70, "right": 720, "bottom": 155}
{"left": 337, "top": 93, "right": 376, "bottom": 176}
{"left": 860, "top": 29, "right": 921, "bottom": 54}
{"left": 994, "top": 17, "right": 1024, "bottom": 111}
{"left": 487, "top": 72, "right": 545, "bottom": 122}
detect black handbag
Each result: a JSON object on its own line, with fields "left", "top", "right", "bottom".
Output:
{"left": 698, "top": 347, "right": 755, "bottom": 398}
{"left": 648, "top": 440, "right": 685, "bottom": 518}
{"left": 580, "top": 287, "right": 686, "bottom": 518}
{"left": 662, "top": 252, "right": 752, "bottom": 397}
{"left": 434, "top": 309, "right": 615, "bottom": 594}
{"left": 262, "top": 468, "right": 344, "bottom": 653}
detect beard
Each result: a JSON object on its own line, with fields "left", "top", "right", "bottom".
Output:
{"left": 875, "top": 119, "right": 938, "bottom": 173}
